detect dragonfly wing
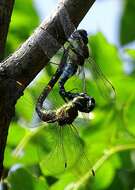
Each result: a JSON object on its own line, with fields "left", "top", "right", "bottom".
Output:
{"left": 39, "top": 124, "right": 88, "bottom": 175}
{"left": 81, "top": 66, "right": 87, "bottom": 93}
{"left": 40, "top": 125, "right": 69, "bottom": 175}
{"left": 69, "top": 124, "right": 93, "bottom": 176}
{"left": 86, "top": 56, "right": 116, "bottom": 102}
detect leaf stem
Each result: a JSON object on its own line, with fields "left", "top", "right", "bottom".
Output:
{"left": 67, "top": 144, "right": 135, "bottom": 190}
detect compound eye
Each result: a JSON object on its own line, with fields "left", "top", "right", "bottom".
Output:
{"left": 88, "top": 97, "right": 95, "bottom": 111}
{"left": 89, "top": 97, "right": 95, "bottom": 105}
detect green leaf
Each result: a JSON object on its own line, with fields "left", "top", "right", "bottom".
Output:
{"left": 16, "top": 89, "right": 35, "bottom": 121}
{"left": 7, "top": 167, "right": 48, "bottom": 190}
{"left": 90, "top": 160, "right": 115, "bottom": 190}
{"left": 4, "top": 123, "right": 26, "bottom": 167}
{"left": 50, "top": 173, "right": 75, "bottom": 190}
{"left": 6, "top": 0, "right": 39, "bottom": 54}
{"left": 7, "top": 122, "right": 26, "bottom": 146}
{"left": 123, "top": 92, "right": 135, "bottom": 136}
{"left": 89, "top": 32, "right": 123, "bottom": 77}
{"left": 120, "top": 0, "right": 135, "bottom": 45}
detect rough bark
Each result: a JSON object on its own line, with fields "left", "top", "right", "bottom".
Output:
{"left": 0, "top": 0, "right": 95, "bottom": 179}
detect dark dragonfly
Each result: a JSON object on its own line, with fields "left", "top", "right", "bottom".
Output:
{"left": 34, "top": 29, "right": 95, "bottom": 174}
{"left": 35, "top": 93, "right": 95, "bottom": 175}
{"left": 58, "top": 29, "right": 116, "bottom": 102}
{"left": 58, "top": 29, "right": 90, "bottom": 102}
{"left": 35, "top": 30, "right": 95, "bottom": 171}
{"left": 33, "top": 2, "right": 116, "bottom": 104}
{"left": 14, "top": 92, "right": 95, "bottom": 175}
{"left": 36, "top": 27, "right": 116, "bottom": 104}
{"left": 36, "top": 89, "right": 95, "bottom": 125}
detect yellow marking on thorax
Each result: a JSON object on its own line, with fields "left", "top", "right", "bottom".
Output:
{"left": 48, "top": 85, "right": 52, "bottom": 90}
{"left": 16, "top": 81, "right": 24, "bottom": 86}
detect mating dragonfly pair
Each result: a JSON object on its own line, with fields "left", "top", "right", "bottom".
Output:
{"left": 22, "top": 4, "right": 116, "bottom": 176}
{"left": 34, "top": 27, "right": 115, "bottom": 175}
{"left": 36, "top": 29, "right": 96, "bottom": 125}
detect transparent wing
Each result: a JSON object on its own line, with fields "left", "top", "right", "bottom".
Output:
{"left": 86, "top": 56, "right": 116, "bottom": 102}
{"left": 39, "top": 124, "right": 90, "bottom": 175}
{"left": 81, "top": 66, "right": 87, "bottom": 93}
{"left": 39, "top": 125, "right": 68, "bottom": 175}
{"left": 70, "top": 124, "right": 93, "bottom": 176}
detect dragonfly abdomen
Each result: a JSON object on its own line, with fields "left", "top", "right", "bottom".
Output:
{"left": 59, "top": 63, "right": 78, "bottom": 101}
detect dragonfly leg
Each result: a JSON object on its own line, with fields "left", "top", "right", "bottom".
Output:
{"left": 59, "top": 80, "right": 81, "bottom": 102}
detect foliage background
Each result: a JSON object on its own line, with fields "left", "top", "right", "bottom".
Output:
{"left": 3, "top": 0, "right": 135, "bottom": 189}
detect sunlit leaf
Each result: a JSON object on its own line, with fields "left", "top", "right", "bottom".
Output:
{"left": 16, "top": 89, "right": 35, "bottom": 121}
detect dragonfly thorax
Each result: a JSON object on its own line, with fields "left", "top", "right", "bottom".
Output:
{"left": 56, "top": 102, "right": 78, "bottom": 126}
{"left": 68, "top": 31, "right": 89, "bottom": 65}
{"left": 55, "top": 94, "right": 95, "bottom": 126}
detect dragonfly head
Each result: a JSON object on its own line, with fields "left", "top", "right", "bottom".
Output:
{"left": 69, "top": 29, "right": 89, "bottom": 61}
{"left": 77, "top": 29, "right": 88, "bottom": 44}
{"left": 70, "top": 29, "right": 88, "bottom": 45}
{"left": 73, "top": 93, "right": 95, "bottom": 113}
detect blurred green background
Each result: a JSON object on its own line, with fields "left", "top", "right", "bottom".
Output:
{"left": 3, "top": 0, "right": 135, "bottom": 189}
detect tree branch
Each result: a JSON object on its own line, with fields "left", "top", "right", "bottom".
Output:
{"left": 0, "top": 0, "right": 15, "bottom": 61}
{"left": 0, "top": 0, "right": 95, "bottom": 179}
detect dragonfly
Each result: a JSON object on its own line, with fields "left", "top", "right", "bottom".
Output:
{"left": 34, "top": 43, "right": 95, "bottom": 173}
{"left": 35, "top": 91, "right": 95, "bottom": 175}
{"left": 36, "top": 27, "right": 116, "bottom": 105}
{"left": 14, "top": 3, "right": 115, "bottom": 176}
{"left": 35, "top": 2, "right": 116, "bottom": 103}
{"left": 58, "top": 29, "right": 116, "bottom": 102}
{"left": 13, "top": 91, "right": 95, "bottom": 175}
